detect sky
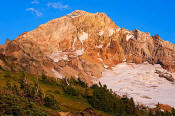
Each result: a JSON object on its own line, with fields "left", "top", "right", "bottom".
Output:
{"left": 0, "top": 0, "right": 175, "bottom": 44}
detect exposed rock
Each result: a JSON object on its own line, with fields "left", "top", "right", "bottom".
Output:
{"left": 152, "top": 104, "right": 173, "bottom": 113}
{"left": 159, "top": 104, "right": 173, "bottom": 113}
{"left": 155, "top": 70, "right": 174, "bottom": 82}
{"left": 0, "top": 10, "right": 175, "bottom": 84}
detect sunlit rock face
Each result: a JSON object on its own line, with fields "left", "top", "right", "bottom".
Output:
{"left": 0, "top": 10, "right": 175, "bottom": 85}
{"left": 99, "top": 62, "right": 175, "bottom": 108}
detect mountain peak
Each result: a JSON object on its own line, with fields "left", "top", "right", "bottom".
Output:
{"left": 67, "top": 10, "right": 90, "bottom": 17}
{"left": 1, "top": 10, "right": 175, "bottom": 85}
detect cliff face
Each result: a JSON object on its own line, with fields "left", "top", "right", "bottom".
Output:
{"left": 0, "top": 10, "right": 175, "bottom": 84}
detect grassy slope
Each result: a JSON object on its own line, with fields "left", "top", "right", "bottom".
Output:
{"left": 0, "top": 70, "right": 113, "bottom": 116}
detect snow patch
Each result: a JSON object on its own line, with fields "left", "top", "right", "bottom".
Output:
{"left": 126, "top": 35, "right": 134, "bottom": 41}
{"left": 98, "top": 57, "right": 109, "bottom": 69}
{"left": 72, "top": 37, "right": 77, "bottom": 50}
{"left": 52, "top": 69, "right": 63, "bottom": 79}
{"left": 47, "top": 51, "right": 69, "bottom": 62}
{"left": 96, "top": 44, "right": 103, "bottom": 48}
{"left": 104, "top": 64, "right": 109, "bottom": 69}
{"left": 79, "top": 32, "right": 88, "bottom": 44}
{"left": 70, "top": 15, "right": 80, "bottom": 18}
{"left": 109, "top": 28, "right": 115, "bottom": 37}
{"left": 116, "top": 28, "right": 121, "bottom": 32}
{"left": 98, "top": 58, "right": 103, "bottom": 62}
{"left": 98, "top": 63, "right": 175, "bottom": 108}
{"left": 75, "top": 48, "right": 85, "bottom": 56}
{"left": 47, "top": 49, "right": 85, "bottom": 62}
{"left": 124, "top": 30, "right": 130, "bottom": 34}
{"left": 106, "top": 41, "right": 111, "bottom": 48}
{"left": 123, "top": 58, "right": 126, "bottom": 62}
{"left": 99, "top": 30, "right": 104, "bottom": 36}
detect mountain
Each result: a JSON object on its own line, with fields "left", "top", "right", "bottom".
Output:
{"left": 1, "top": 10, "right": 175, "bottom": 115}
{"left": 1, "top": 10, "right": 175, "bottom": 85}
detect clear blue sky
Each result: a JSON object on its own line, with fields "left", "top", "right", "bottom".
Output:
{"left": 0, "top": 0, "right": 175, "bottom": 44}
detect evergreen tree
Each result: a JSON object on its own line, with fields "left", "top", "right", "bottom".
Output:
{"left": 44, "top": 94, "right": 59, "bottom": 109}
{"left": 172, "top": 108, "right": 175, "bottom": 116}
{"left": 148, "top": 109, "right": 154, "bottom": 116}
{"left": 6, "top": 80, "right": 11, "bottom": 89}
{"left": 42, "top": 73, "right": 47, "bottom": 81}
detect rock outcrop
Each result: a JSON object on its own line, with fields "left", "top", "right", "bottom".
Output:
{"left": 155, "top": 70, "right": 174, "bottom": 82}
{"left": 0, "top": 10, "right": 175, "bottom": 84}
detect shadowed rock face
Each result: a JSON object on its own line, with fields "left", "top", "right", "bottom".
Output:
{"left": 0, "top": 10, "right": 175, "bottom": 84}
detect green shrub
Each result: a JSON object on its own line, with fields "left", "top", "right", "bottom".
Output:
{"left": 63, "top": 85, "right": 78, "bottom": 96}
{"left": 44, "top": 94, "right": 59, "bottom": 110}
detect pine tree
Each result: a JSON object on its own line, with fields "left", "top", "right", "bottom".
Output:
{"left": 172, "top": 108, "right": 175, "bottom": 116}
{"left": 41, "top": 73, "right": 47, "bottom": 81}
{"left": 6, "top": 80, "right": 11, "bottom": 89}
{"left": 148, "top": 109, "right": 154, "bottom": 116}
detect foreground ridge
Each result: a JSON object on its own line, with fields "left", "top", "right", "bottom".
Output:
{"left": 0, "top": 70, "right": 174, "bottom": 115}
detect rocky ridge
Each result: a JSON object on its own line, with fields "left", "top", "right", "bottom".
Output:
{"left": 0, "top": 10, "right": 175, "bottom": 84}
